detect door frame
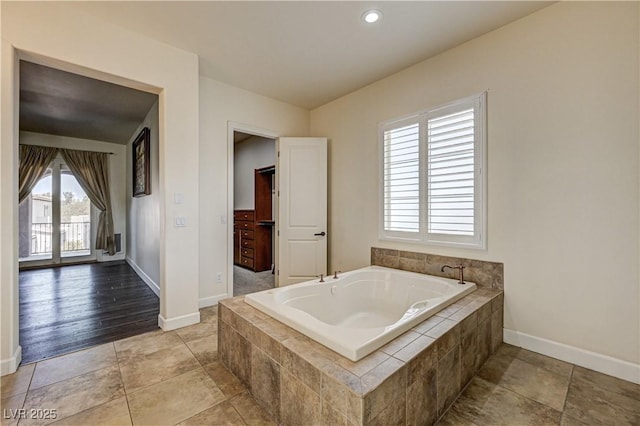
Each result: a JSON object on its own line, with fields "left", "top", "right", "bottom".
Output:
{"left": 227, "top": 122, "right": 279, "bottom": 298}
{"left": 2, "top": 47, "right": 168, "bottom": 375}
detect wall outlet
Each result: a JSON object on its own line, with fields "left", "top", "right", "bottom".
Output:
{"left": 216, "top": 272, "right": 222, "bottom": 283}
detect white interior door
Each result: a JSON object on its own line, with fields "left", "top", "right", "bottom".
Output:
{"left": 276, "top": 137, "right": 327, "bottom": 286}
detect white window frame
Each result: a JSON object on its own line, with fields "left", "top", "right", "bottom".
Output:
{"left": 378, "top": 92, "right": 487, "bottom": 250}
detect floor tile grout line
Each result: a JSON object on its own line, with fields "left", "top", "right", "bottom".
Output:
{"left": 24, "top": 343, "right": 120, "bottom": 393}
{"left": 560, "top": 364, "right": 575, "bottom": 417}
{"left": 157, "top": 310, "right": 235, "bottom": 426}
{"left": 26, "top": 343, "right": 125, "bottom": 425}
{"left": 192, "top": 308, "right": 253, "bottom": 425}
{"left": 113, "top": 340, "right": 136, "bottom": 425}
{"left": 118, "top": 346, "right": 204, "bottom": 396}
{"left": 492, "top": 380, "right": 565, "bottom": 415}
{"left": 481, "top": 349, "right": 575, "bottom": 413}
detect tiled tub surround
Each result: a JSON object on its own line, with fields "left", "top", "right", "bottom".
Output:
{"left": 371, "top": 247, "right": 504, "bottom": 290}
{"left": 218, "top": 286, "right": 503, "bottom": 425}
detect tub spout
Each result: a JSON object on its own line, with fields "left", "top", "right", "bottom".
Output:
{"left": 441, "top": 265, "right": 465, "bottom": 284}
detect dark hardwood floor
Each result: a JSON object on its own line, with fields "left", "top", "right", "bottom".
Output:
{"left": 19, "top": 261, "right": 159, "bottom": 364}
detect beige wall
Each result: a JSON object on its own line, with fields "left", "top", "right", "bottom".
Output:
{"left": 1, "top": 2, "right": 200, "bottom": 372}
{"left": 234, "top": 136, "right": 276, "bottom": 210}
{"left": 311, "top": 2, "right": 639, "bottom": 366}
{"left": 198, "top": 76, "right": 309, "bottom": 305}
{"left": 127, "top": 101, "right": 160, "bottom": 290}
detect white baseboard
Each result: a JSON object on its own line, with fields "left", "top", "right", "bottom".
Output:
{"left": 126, "top": 256, "right": 160, "bottom": 297}
{"left": 158, "top": 311, "right": 200, "bottom": 331}
{"left": 1, "top": 345, "right": 22, "bottom": 376}
{"left": 503, "top": 329, "right": 640, "bottom": 385}
{"left": 199, "top": 293, "right": 229, "bottom": 308}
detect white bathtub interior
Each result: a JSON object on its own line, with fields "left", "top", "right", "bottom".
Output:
{"left": 245, "top": 266, "right": 476, "bottom": 361}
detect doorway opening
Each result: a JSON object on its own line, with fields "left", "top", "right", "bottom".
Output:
{"left": 232, "top": 130, "right": 277, "bottom": 296}
{"left": 17, "top": 59, "right": 160, "bottom": 364}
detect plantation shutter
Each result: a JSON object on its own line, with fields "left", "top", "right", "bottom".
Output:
{"left": 379, "top": 92, "right": 485, "bottom": 248}
{"left": 383, "top": 121, "right": 420, "bottom": 233}
{"left": 426, "top": 108, "right": 475, "bottom": 236}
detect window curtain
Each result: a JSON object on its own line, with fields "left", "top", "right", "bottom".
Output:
{"left": 60, "top": 149, "right": 116, "bottom": 255}
{"left": 18, "top": 145, "right": 59, "bottom": 204}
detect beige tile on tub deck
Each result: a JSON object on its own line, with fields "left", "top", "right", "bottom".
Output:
{"left": 321, "top": 402, "right": 347, "bottom": 426}
{"left": 380, "top": 330, "right": 421, "bottom": 356}
{"left": 21, "top": 365, "right": 124, "bottom": 426}
{"left": 119, "top": 343, "right": 200, "bottom": 393}
{"left": 250, "top": 347, "right": 280, "bottom": 423}
{"left": 406, "top": 362, "right": 437, "bottom": 426}
{"left": 128, "top": 368, "right": 225, "bottom": 426}
{"left": 0, "top": 363, "right": 34, "bottom": 399}
{"left": 49, "top": 397, "right": 131, "bottom": 426}
{"left": 30, "top": 344, "right": 117, "bottom": 390}
{"left": 280, "top": 370, "right": 321, "bottom": 426}
{"left": 281, "top": 344, "right": 322, "bottom": 394}
{"left": 361, "top": 357, "right": 406, "bottom": 424}
{"left": 436, "top": 346, "right": 461, "bottom": 418}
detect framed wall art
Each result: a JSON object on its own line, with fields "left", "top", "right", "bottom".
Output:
{"left": 132, "top": 127, "right": 151, "bottom": 197}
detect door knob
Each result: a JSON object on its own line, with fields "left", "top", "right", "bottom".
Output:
{"left": 314, "top": 231, "right": 326, "bottom": 236}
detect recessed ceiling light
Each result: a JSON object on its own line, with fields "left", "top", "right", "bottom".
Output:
{"left": 362, "top": 9, "right": 382, "bottom": 24}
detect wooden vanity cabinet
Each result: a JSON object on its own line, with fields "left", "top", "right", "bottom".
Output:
{"left": 233, "top": 164, "right": 275, "bottom": 272}
{"left": 234, "top": 210, "right": 255, "bottom": 269}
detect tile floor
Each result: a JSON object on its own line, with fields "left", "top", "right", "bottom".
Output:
{"left": 438, "top": 344, "right": 640, "bottom": 426}
{"left": 1, "top": 305, "right": 639, "bottom": 426}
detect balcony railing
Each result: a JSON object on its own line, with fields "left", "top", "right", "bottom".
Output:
{"left": 31, "top": 222, "right": 91, "bottom": 255}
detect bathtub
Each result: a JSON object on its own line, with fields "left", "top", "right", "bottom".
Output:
{"left": 245, "top": 265, "right": 476, "bottom": 361}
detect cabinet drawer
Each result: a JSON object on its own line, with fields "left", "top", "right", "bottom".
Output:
{"left": 237, "top": 220, "right": 254, "bottom": 230}
{"left": 241, "top": 239, "right": 254, "bottom": 249}
{"left": 241, "top": 248, "right": 254, "bottom": 259}
{"left": 241, "top": 230, "right": 254, "bottom": 240}
{"left": 240, "top": 256, "right": 254, "bottom": 268}
{"left": 234, "top": 211, "right": 255, "bottom": 221}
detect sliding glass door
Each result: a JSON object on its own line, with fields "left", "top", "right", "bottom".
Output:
{"left": 19, "top": 156, "right": 96, "bottom": 266}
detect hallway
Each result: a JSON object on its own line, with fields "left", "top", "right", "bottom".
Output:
{"left": 19, "top": 261, "right": 159, "bottom": 364}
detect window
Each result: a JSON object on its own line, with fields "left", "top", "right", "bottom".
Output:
{"left": 380, "top": 92, "right": 486, "bottom": 249}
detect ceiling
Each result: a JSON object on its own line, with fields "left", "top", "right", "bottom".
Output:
{"left": 70, "top": 1, "right": 552, "bottom": 109}
{"left": 20, "top": 61, "right": 158, "bottom": 144}
{"left": 20, "top": 1, "right": 552, "bottom": 144}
